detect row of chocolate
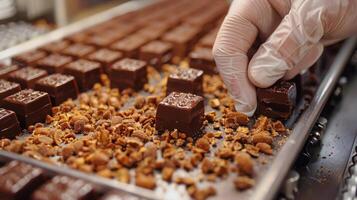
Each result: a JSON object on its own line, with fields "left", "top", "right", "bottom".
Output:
{"left": 0, "top": 160, "right": 143, "bottom": 200}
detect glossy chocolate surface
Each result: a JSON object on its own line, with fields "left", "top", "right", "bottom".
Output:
{"left": 40, "top": 40, "right": 71, "bottom": 53}
{"left": 167, "top": 68, "right": 203, "bottom": 96}
{"left": 0, "top": 108, "right": 20, "bottom": 139}
{"left": 0, "top": 79, "right": 21, "bottom": 105}
{"left": 36, "top": 54, "right": 73, "bottom": 74}
{"left": 139, "top": 40, "right": 172, "bottom": 68}
{"left": 110, "top": 35, "right": 148, "bottom": 58}
{"left": 12, "top": 50, "right": 47, "bottom": 67}
{"left": 0, "top": 64, "right": 20, "bottom": 79}
{"left": 62, "top": 43, "right": 96, "bottom": 58}
{"left": 189, "top": 47, "right": 217, "bottom": 74}
{"left": 86, "top": 49, "right": 122, "bottom": 73}
{"left": 7, "top": 67, "right": 48, "bottom": 89}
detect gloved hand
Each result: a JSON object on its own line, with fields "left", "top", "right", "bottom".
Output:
{"left": 213, "top": 0, "right": 357, "bottom": 116}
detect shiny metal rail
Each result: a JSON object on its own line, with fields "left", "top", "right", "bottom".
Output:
{"left": 253, "top": 36, "right": 357, "bottom": 200}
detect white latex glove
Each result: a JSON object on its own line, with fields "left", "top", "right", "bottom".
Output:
{"left": 213, "top": 0, "right": 357, "bottom": 116}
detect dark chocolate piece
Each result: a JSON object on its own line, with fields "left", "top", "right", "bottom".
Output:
{"left": 110, "top": 35, "right": 148, "bottom": 58}
{"left": 64, "top": 59, "right": 101, "bottom": 92}
{"left": 31, "top": 176, "right": 94, "bottom": 200}
{"left": 0, "top": 108, "right": 21, "bottom": 139}
{"left": 86, "top": 48, "right": 123, "bottom": 74}
{"left": 35, "top": 74, "right": 79, "bottom": 106}
{"left": 12, "top": 50, "right": 47, "bottom": 67}
{"left": 0, "top": 64, "right": 20, "bottom": 79}
{"left": 61, "top": 43, "right": 96, "bottom": 58}
{"left": 139, "top": 40, "right": 172, "bottom": 68}
{"left": 3, "top": 89, "right": 52, "bottom": 127}
{"left": 65, "top": 32, "right": 89, "bottom": 43}
{"left": 0, "top": 161, "right": 45, "bottom": 200}
{"left": 167, "top": 68, "right": 203, "bottom": 96}
{"left": 136, "top": 23, "right": 169, "bottom": 40}
{"left": 189, "top": 48, "right": 217, "bottom": 74}
{"left": 85, "top": 31, "right": 124, "bottom": 47}
{"left": 0, "top": 79, "right": 21, "bottom": 106}
{"left": 156, "top": 92, "right": 204, "bottom": 137}
{"left": 36, "top": 54, "right": 73, "bottom": 74}
{"left": 40, "top": 40, "right": 71, "bottom": 53}
{"left": 7, "top": 67, "right": 48, "bottom": 89}
{"left": 109, "top": 58, "right": 147, "bottom": 91}
{"left": 256, "top": 81, "right": 297, "bottom": 120}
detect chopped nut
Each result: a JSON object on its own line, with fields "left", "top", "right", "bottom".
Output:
{"left": 225, "top": 112, "right": 249, "bottom": 128}
{"left": 196, "top": 137, "right": 210, "bottom": 152}
{"left": 116, "top": 168, "right": 130, "bottom": 183}
{"left": 175, "top": 176, "right": 195, "bottom": 186}
{"left": 192, "top": 186, "right": 216, "bottom": 200}
{"left": 90, "top": 151, "right": 109, "bottom": 166}
{"left": 134, "top": 96, "right": 146, "bottom": 109}
{"left": 272, "top": 120, "right": 287, "bottom": 133}
{"left": 135, "top": 173, "right": 156, "bottom": 189}
{"left": 256, "top": 143, "right": 273, "bottom": 155}
{"left": 234, "top": 176, "right": 255, "bottom": 190}
{"left": 162, "top": 167, "right": 174, "bottom": 181}
{"left": 209, "top": 98, "right": 220, "bottom": 109}
{"left": 235, "top": 152, "right": 254, "bottom": 176}
{"left": 252, "top": 131, "right": 273, "bottom": 144}
{"left": 201, "top": 158, "right": 215, "bottom": 174}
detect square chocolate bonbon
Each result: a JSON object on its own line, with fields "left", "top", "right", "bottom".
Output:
{"left": 0, "top": 161, "right": 45, "bottom": 200}
{"left": 86, "top": 48, "right": 123, "bottom": 74}
{"left": 110, "top": 58, "right": 147, "bottom": 91}
{"left": 36, "top": 54, "right": 73, "bottom": 74}
{"left": 3, "top": 89, "right": 52, "bottom": 127}
{"left": 64, "top": 59, "right": 101, "bottom": 92}
{"left": 31, "top": 176, "right": 94, "bottom": 200}
{"left": 7, "top": 67, "right": 48, "bottom": 89}
{"left": 35, "top": 74, "right": 79, "bottom": 106}
{"left": 167, "top": 68, "right": 203, "bottom": 96}
{"left": 0, "top": 64, "right": 20, "bottom": 79}
{"left": 139, "top": 40, "right": 172, "bottom": 68}
{"left": 189, "top": 48, "right": 217, "bottom": 74}
{"left": 62, "top": 43, "right": 96, "bottom": 58}
{"left": 110, "top": 35, "right": 148, "bottom": 58}
{"left": 256, "top": 81, "right": 297, "bottom": 120}
{"left": 40, "top": 40, "right": 71, "bottom": 53}
{"left": 0, "top": 79, "right": 21, "bottom": 106}
{"left": 0, "top": 108, "right": 21, "bottom": 139}
{"left": 156, "top": 92, "right": 204, "bottom": 137}
{"left": 12, "top": 50, "right": 47, "bottom": 67}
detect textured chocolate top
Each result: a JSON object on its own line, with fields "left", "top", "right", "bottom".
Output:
{"left": 41, "top": 40, "right": 70, "bottom": 52}
{"left": 65, "top": 59, "right": 101, "bottom": 72}
{"left": 189, "top": 48, "right": 213, "bottom": 60}
{"left": 87, "top": 49, "right": 122, "bottom": 63}
{"left": 266, "top": 81, "right": 295, "bottom": 93}
{"left": 141, "top": 40, "right": 172, "bottom": 54}
{"left": 9, "top": 67, "right": 47, "bottom": 81}
{"left": 161, "top": 92, "right": 203, "bottom": 109}
{"left": 0, "top": 64, "right": 19, "bottom": 76}
{"left": 112, "top": 58, "right": 146, "bottom": 71}
{"left": 36, "top": 74, "right": 74, "bottom": 87}
{"left": 0, "top": 79, "right": 20, "bottom": 93}
{"left": 13, "top": 50, "right": 47, "bottom": 64}
{"left": 6, "top": 89, "right": 47, "bottom": 104}
{"left": 170, "top": 68, "right": 203, "bottom": 81}
{"left": 62, "top": 43, "right": 95, "bottom": 57}
{"left": 37, "top": 54, "right": 73, "bottom": 67}
{"left": 0, "top": 108, "right": 14, "bottom": 120}
{"left": 111, "top": 35, "right": 147, "bottom": 51}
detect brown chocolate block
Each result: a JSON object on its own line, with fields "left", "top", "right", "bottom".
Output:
{"left": 85, "top": 31, "right": 124, "bottom": 47}
{"left": 3, "top": 89, "right": 52, "bottom": 127}
{"left": 136, "top": 23, "right": 169, "bottom": 40}
{"left": 110, "top": 35, "right": 148, "bottom": 58}
{"left": 0, "top": 108, "right": 21, "bottom": 139}
{"left": 0, "top": 64, "right": 20, "bottom": 79}
{"left": 167, "top": 68, "right": 203, "bottom": 96}
{"left": 110, "top": 58, "right": 147, "bottom": 91}
{"left": 86, "top": 48, "right": 123, "bottom": 73}
{"left": 189, "top": 48, "right": 217, "bottom": 74}
{"left": 61, "top": 43, "right": 96, "bottom": 58}
{"left": 7, "top": 67, "right": 48, "bottom": 89}
{"left": 40, "top": 40, "right": 71, "bottom": 53}
{"left": 64, "top": 59, "right": 101, "bottom": 92}
{"left": 31, "top": 176, "right": 94, "bottom": 200}
{"left": 12, "top": 50, "right": 47, "bottom": 67}
{"left": 65, "top": 32, "right": 89, "bottom": 43}
{"left": 35, "top": 74, "right": 79, "bottom": 106}
{"left": 0, "top": 79, "right": 21, "bottom": 106}
{"left": 156, "top": 92, "right": 204, "bottom": 137}
{"left": 36, "top": 54, "right": 73, "bottom": 74}
{"left": 0, "top": 161, "right": 45, "bottom": 200}
{"left": 139, "top": 40, "right": 172, "bottom": 68}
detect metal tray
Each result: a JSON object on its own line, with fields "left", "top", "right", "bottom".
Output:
{"left": 0, "top": 1, "right": 356, "bottom": 199}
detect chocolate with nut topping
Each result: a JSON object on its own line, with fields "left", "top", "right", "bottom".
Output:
{"left": 62, "top": 43, "right": 96, "bottom": 58}
{"left": 7, "top": 67, "right": 48, "bottom": 89}
{"left": 0, "top": 108, "right": 21, "bottom": 139}
{"left": 0, "top": 79, "right": 21, "bottom": 106}
{"left": 167, "top": 68, "right": 203, "bottom": 96}
{"left": 189, "top": 47, "right": 217, "bottom": 74}
{"left": 139, "top": 40, "right": 172, "bottom": 68}
{"left": 0, "top": 64, "right": 20, "bottom": 79}
{"left": 36, "top": 54, "right": 73, "bottom": 74}
{"left": 40, "top": 40, "right": 71, "bottom": 53}
{"left": 86, "top": 48, "right": 123, "bottom": 74}
{"left": 12, "top": 50, "right": 47, "bottom": 67}
{"left": 156, "top": 92, "right": 204, "bottom": 137}
{"left": 110, "top": 35, "right": 148, "bottom": 58}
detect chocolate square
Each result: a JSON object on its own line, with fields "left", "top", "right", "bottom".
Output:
{"left": 31, "top": 176, "right": 94, "bottom": 200}
{"left": 36, "top": 54, "right": 73, "bottom": 74}
{"left": 40, "top": 40, "right": 71, "bottom": 53}
{"left": 3, "top": 89, "right": 52, "bottom": 127}
{"left": 35, "top": 74, "right": 79, "bottom": 106}
{"left": 7, "top": 67, "right": 48, "bottom": 89}
{"left": 64, "top": 59, "right": 101, "bottom": 91}
{"left": 62, "top": 43, "right": 96, "bottom": 58}
{"left": 86, "top": 48, "right": 123, "bottom": 73}
{"left": 167, "top": 68, "right": 203, "bottom": 96}
{"left": 12, "top": 50, "right": 47, "bottom": 67}
{"left": 85, "top": 31, "right": 124, "bottom": 47}
{"left": 110, "top": 35, "right": 148, "bottom": 58}
{"left": 139, "top": 40, "right": 172, "bottom": 68}
{"left": 189, "top": 48, "right": 217, "bottom": 74}
{"left": 66, "top": 32, "right": 89, "bottom": 43}
{"left": 0, "top": 79, "right": 21, "bottom": 106}
{"left": 0, "top": 64, "right": 20, "bottom": 79}
{"left": 0, "top": 108, "right": 21, "bottom": 139}
{"left": 109, "top": 58, "right": 147, "bottom": 91}
{"left": 156, "top": 92, "right": 204, "bottom": 137}
{"left": 0, "top": 161, "right": 45, "bottom": 200}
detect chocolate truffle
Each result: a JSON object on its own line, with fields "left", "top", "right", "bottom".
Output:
{"left": 110, "top": 35, "right": 148, "bottom": 58}
{"left": 167, "top": 68, "right": 203, "bottom": 96}
{"left": 62, "top": 43, "right": 96, "bottom": 58}
{"left": 0, "top": 108, "right": 21, "bottom": 139}
{"left": 35, "top": 74, "right": 79, "bottom": 106}
{"left": 36, "top": 54, "right": 73, "bottom": 74}
{"left": 40, "top": 40, "right": 71, "bottom": 53}
{"left": 86, "top": 48, "right": 123, "bottom": 73}
{"left": 0, "top": 161, "right": 45, "bottom": 200}
{"left": 7, "top": 67, "right": 48, "bottom": 89}
{"left": 3, "top": 89, "right": 52, "bottom": 127}
{"left": 31, "top": 176, "right": 94, "bottom": 200}
{"left": 12, "top": 50, "right": 47, "bottom": 67}
{"left": 63, "top": 59, "right": 101, "bottom": 91}
{"left": 0, "top": 79, "right": 21, "bottom": 106}
{"left": 189, "top": 48, "right": 217, "bottom": 74}
{"left": 0, "top": 64, "right": 20, "bottom": 79}
{"left": 110, "top": 58, "right": 147, "bottom": 91}
{"left": 156, "top": 92, "right": 204, "bottom": 137}
{"left": 139, "top": 40, "right": 173, "bottom": 68}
